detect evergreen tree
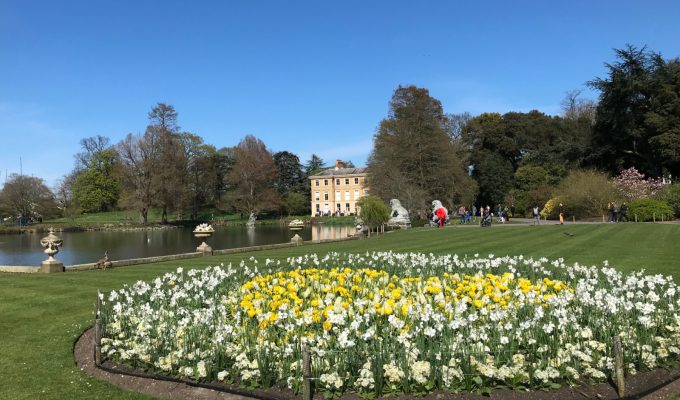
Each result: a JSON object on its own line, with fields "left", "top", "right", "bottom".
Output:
{"left": 368, "top": 85, "right": 477, "bottom": 217}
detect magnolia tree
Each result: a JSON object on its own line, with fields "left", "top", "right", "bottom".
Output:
{"left": 613, "top": 167, "right": 666, "bottom": 202}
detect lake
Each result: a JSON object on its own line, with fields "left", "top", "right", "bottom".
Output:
{"left": 0, "top": 224, "right": 356, "bottom": 266}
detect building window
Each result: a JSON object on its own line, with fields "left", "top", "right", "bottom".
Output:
{"left": 335, "top": 190, "right": 340, "bottom": 201}
{"left": 315, "top": 204, "right": 320, "bottom": 212}
{"left": 346, "top": 203, "right": 350, "bottom": 211}
{"left": 354, "top": 177, "right": 359, "bottom": 184}
{"left": 354, "top": 189, "right": 359, "bottom": 199}
{"left": 337, "top": 204, "right": 341, "bottom": 211}
{"left": 324, "top": 192, "right": 328, "bottom": 201}
{"left": 344, "top": 190, "right": 349, "bottom": 201}
{"left": 336, "top": 178, "right": 340, "bottom": 185}
{"left": 324, "top": 179, "right": 328, "bottom": 186}
{"left": 315, "top": 180, "right": 319, "bottom": 186}
{"left": 315, "top": 191, "right": 319, "bottom": 201}
{"left": 363, "top": 189, "right": 368, "bottom": 196}
{"left": 345, "top": 178, "right": 349, "bottom": 185}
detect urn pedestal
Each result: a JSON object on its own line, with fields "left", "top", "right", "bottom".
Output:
{"left": 40, "top": 228, "right": 64, "bottom": 273}
{"left": 194, "top": 231, "right": 213, "bottom": 254}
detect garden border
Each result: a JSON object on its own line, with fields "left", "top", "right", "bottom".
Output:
{"left": 75, "top": 326, "right": 680, "bottom": 400}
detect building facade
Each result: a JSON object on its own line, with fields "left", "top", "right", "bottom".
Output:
{"left": 309, "top": 160, "right": 369, "bottom": 216}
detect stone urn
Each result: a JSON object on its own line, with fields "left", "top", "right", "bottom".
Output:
{"left": 193, "top": 223, "right": 214, "bottom": 254}
{"left": 40, "top": 228, "right": 64, "bottom": 273}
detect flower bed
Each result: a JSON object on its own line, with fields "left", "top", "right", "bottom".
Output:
{"left": 99, "top": 252, "right": 680, "bottom": 396}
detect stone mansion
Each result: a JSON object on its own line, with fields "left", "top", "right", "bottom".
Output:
{"left": 309, "top": 160, "right": 369, "bottom": 216}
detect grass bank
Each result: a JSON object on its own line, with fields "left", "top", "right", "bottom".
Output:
{"left": 1, "top": 223, "right": 680, "bottom": 399}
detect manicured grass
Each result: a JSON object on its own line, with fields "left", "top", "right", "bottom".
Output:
{"left": 1, "top": 223, "right": 680, "bottom": 399}
{"left": 46, "top": 209, "right": 166, "bottom": 225}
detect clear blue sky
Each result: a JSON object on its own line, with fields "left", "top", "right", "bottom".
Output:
{"left": 2, "top": 0, "right": 680, "bottom": 186}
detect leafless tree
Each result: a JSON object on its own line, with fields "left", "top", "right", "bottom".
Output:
{"left": 561, "top": 89, "right": 597, "bottom": 124}
{"left": 74, "top": 135, "right": 111, "bottom": 170}
{"left": 116, "top": 131, "right": 161, "bottom": 224}
{"left": 223, "top": 135, "right": 279, "bottom": 216}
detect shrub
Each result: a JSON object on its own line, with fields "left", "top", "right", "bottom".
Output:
{"left": 660, "top": 184, "right": 680, "bottom": 217}
{"left": 628, "top": 199, "right": 675, "bottom": 222}
{"left": 357, "top": 196, "right": 390, "bottom": 231}
{"left": 613, "top": 167, "right": 666, "bottom": 202}
{"left": 553, "top": 170, "right": 617, "bottom": 218}
{"left": 540, "top": 197, "right": 560, "bottom": 219}
{"left": 283, "top": 192, "right": 308, "bottom": 216}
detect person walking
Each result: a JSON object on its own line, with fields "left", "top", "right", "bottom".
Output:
{"left": 619, "top": 202, "right": 628, "bottom": 222}
{"left": 532, "top": 205, "right": 540, "bottom": 225}
{"left": 559, "top": 203, "right": 565, "bottom": 225}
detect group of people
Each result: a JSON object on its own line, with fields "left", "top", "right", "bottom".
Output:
{"left": 608, "top": 201, "right": 628, "bottom": 222}
{"left": 426, "top": 200, "right": 633, "bottom": 227}
{"left": 427, "top": 204, "right": 514, "bottom": 227}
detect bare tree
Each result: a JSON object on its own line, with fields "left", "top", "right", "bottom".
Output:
{"left": 54, "top": 171, "right": 79, "bottom": 218}
{"left": 561, "top": 89, "right": 597, "bottom": 124}
{"left": 144, "top": 103, "right": 188, "bottom": 223}
{"left": 74, "top": 135, "right": 111, "bottom": 170}
{"left": 223, "top": 135, "right": 279, "bottom": 216}
{"left": 178, "top": 133, "right": 223, "bottom": 219}
{"left": 116, "top": 131, "right": 161, "bottom": 224}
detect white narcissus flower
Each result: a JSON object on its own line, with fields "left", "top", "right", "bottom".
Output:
{"left": 98, "top": 253, "right": 680, "bottom": 396}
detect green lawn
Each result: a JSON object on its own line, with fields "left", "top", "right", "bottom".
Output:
{"left": 1, "top": 223, "right": 680, "bottom": 399}
{"left": 45, "top": 209, "right": 245, "bottom": 226}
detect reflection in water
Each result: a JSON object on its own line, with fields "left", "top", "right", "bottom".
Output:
{"left": 246, "top": 226, "right": 256, "bottom": 246}
{"left": 0, "top": 224, "right": 356, "bottom": 266}
{"left": 311, "top": 225, "right": 356, "bottom": 241}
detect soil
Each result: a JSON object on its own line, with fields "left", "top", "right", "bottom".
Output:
{"left": 74, "top": 327, "right": 680, "bottom": 400}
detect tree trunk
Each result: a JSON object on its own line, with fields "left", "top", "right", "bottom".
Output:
{"left": 141, "top": 207, "right": 148, "bottom": 225}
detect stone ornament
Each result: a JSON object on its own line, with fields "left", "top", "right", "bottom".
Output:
{"left": 193, "top": 223, "right": 214, "bottom": 253}
{"left": 387, "top": 199, "right": 411, "bottom": 228}
{"left": 40, "top": 228, "right": 64, "bottom": 273}
{"left": 246, "top": 212, "right": 257, "bottom": 227}
{"left": 288, "top": 219, "right": 304, "bottom": 230}
{"left": 40, "top": 228, "right": 63, "bottom": 261}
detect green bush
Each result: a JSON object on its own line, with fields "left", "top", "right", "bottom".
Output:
{"left": 628, "top": 199, "right": 675, "bottom": 222}
{"left": 661, "top": 184, "right": 680, "bottom": 217}
{"left": 357, "top": 196, "right": 390, "bottom": 231}
{"left": 283, "top": 192, "right": 308, "bottom": 216}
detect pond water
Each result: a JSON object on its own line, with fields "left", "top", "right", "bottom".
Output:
{"left": 0, "top": 224, "right": 356, "bottom": 266}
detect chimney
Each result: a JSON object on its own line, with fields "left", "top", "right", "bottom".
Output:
{"left": 335, "top": 159, "right": 343, "bottom": 170}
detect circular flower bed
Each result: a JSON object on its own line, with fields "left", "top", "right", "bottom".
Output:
{"left": 100, "top": 252, "right": 680, "bottom": 396}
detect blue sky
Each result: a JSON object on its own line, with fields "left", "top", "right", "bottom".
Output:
{"left": 2, "top": 0, "right": 680, "bottom": 186}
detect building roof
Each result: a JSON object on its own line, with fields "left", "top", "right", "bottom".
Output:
{"left": 309, "top": 167, "right": 368, "bottom": 178}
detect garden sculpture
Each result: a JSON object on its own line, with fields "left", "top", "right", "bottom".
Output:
{"left": 39, "top": 228, "right": 64, "bottom": 273}
{"left": 431, "top": 200, "right": 449, "bottom": 228}
{"left": 246, "top": 212, "right": 257, "bottom": 227}
{"left": 387, "top": 199, "right": 411, "bottom": 228}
